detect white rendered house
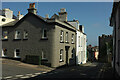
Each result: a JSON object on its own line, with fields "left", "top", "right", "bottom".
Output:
{"left": 68, "top": 20, "right": 87, "bottom": 64}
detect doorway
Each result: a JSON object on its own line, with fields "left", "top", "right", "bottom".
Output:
{"left": 65, "top": 46, "right": 70, "bottom": 65}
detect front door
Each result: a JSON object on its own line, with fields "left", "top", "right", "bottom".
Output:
{"left": 65, "top": 46, "right": 70, "bottom": 65}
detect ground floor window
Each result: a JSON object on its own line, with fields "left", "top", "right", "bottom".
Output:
{"left": 14, "top": 49, "right": 20, "bottom": 58}
{"left": 60, "top": 49, "right": 64, "bottom": 62}
{"left": 2, "top": 49, "right": 7, "bottom": 57}
{"left": 41, "top": 50, "right": 47, "bottom": 60}
{"left": 71, "top": 49, "right": 74, "bottom": 59}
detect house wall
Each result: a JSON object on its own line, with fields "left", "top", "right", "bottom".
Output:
{"left": 2, "top": 15, "right": 55, "bottom": 66}
{"left": 51, "top": 25, "right": 76, "bottom": 67}
{"left": 0, "top": 16, "right": 15, "bottom": 26}
{"left": 115, "top": 5, "right": 120, "bottom": 77}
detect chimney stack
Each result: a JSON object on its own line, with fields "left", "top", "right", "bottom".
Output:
{"left": 79, "top": 25, "right": 84, "bottom": 33}
{"left": 45, "top": 14, "right": 49, "bottom": 19}
{"left": 18, "top": 11, "right": 20, "bottom": 15}
{"left": 17, "top": 11, "right": 24, "bottom": 20}
{"left": 58, "top": 8, "right": 67, "bottom": 22}
{"left": 28, "top": 3, "right": 37, "bottom": 14}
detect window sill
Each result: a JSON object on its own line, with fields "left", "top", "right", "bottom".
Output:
{"left": 41, "top": 59, "right": 48, "bottom": 61}
{"left": 23, "top": 38, "right": 28, "bottom": 40}
{"left": 71, "top": 42, "right": 74, "bottom": 44}
{"left": 41, "top": 37, "right": 48, "bottom": 40}
{"left": 60, "top": 41, "right": 64, "bottom": 43}
{"left": 65, "top": 42, "right": 69, "bottom": 44}
{"left": 2, "top": 39, "right": 8, "bottom": 41}
{"left": 13, "top": 39, "right": 21, "bottom": 41}
{"left": 59, "top": 60, "right": 64, "bottom": 62}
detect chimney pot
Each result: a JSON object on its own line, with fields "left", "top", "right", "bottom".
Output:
{"left": 45, "top": 14, "right": 49, "bottom": 19}
{"left": 18, "top": 11, "right": 20, "bottom": 15}
{"left": 60, "top": 8, "right": 66, "bottom": 12}
{"left": 29, "top": 3, "right": 35, "bottom": 8}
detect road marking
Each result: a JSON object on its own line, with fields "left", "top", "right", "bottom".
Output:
{"left": 20, "top": 76, "right": 30, "bottom": 79}
{"left": 16, "top": 75, "right": 24, "bottom": 77}
{"left": 30, "top": 74, "right": 38, "bottom": 77}
{"left": 42, "top": 72, "right": 47, "bottom": 74}
{"left": 34, "top": 72, "right": 42, "bottom": 75}
{"left": 4, "top": 76, "right": 13, "bottom": 79}
{"left": 26, "top": 74, "right": 33, "bottom": 76}
{"left": 7, "top": 78, "right": 18, "bottom": 80}
{"left": 3, "top": 72, "right": 48, "bottom": 79}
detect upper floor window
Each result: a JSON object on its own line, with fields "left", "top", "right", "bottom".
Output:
{"left": 78, "top": 36, "right": 80, "bottom": 47}
{"left": 71, "top": 49, "right": 74, "bottom": 59}
{"left": 71, "top": 34, "right": 74, "bottom": 43}
{"left": 2, "top": 31, "right": 8, "bottom": 39}
{"left": 60, "top": 30, "right": 64, "bottom": 42}
{"left": 15, "top": 31, "right": 21, "bottom": 39}
{"left": 23, "top": 30, "right": 28, "bottom": 39}
{"left": 42, "top": 29, "right": 47, "bottom": 38}
{"left": 65, "top": 32, "right": 68, "bottom": 42}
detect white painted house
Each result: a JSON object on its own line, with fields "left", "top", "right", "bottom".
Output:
{"left": 0, "top": 8, "right": 23, "bottom": 26}
{"left": 68, "top": 20, "right": 87, "bottom": 64}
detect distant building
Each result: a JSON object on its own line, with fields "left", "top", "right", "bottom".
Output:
{"left": 110, "top": 2, "right": 120, "bottom": 78}
{"left": 92, "top": 46, "right": 99, "bottom": 60}
{"left": 98, "top": 34, "right": 113, "bottom": 62}
{"left": 87, "top": 45, "right": 99, "bottom": 62}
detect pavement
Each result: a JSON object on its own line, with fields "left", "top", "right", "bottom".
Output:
{"left": 1, "top": 58, "right": 54, "bottom": 80}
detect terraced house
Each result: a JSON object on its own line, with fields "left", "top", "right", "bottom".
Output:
{"left": 1, "top": 3, "right": 76, "bottom": 67}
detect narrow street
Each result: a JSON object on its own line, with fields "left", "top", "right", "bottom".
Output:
{"left": 23, "top": 62, "right": 112, "bottom": 80}
{"left": 2, "top": 59, "right": 115, "bottom": 80}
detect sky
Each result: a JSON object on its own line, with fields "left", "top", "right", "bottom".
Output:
{"left": 2, "top": 2, "right": 113, "bottom": 46}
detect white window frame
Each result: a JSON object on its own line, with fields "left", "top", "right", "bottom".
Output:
{"left": 65, "top": 32, "right": 68, "bottom": 42}
{"left": 78, "top": 36, "right": 80, "bottom": 47}
{"left": 60, "top": 49, "right": 63, "bottom": 62}
{"left": 23, "top": 30, "right": 28, "bottom": 39}
{"left": 60, "top": 30, "right": 64, "bottom": 42}
{"left": 2, "top": 31, "right": 8, "bottom": 39}
{"left": 42, "top": 29, "right": 47, "bottom": 38}
{"left": 41, "top": 50, "right": 47, "bottom": 60}
{"left": 71, "top": 34, "right": 74, "bottom": 43}
{"left": 15, "top": 30, "right": 21, "bottom": 39}
{"left": 2, "top": 49, "right": 7, "bottom": 57}
{"left": 14, "top": 49, "right": 20, "bottom": 58}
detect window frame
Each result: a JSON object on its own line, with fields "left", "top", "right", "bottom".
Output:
{"left": 60, "top": 49, "right": 64, "bottom": 62}
{"left": 42, "top": 29, "right": 47, "bottom": 39}
{"left": 14, "top": 30, "right": 21, "bottom": 39}
{"left": 2, "top": 31, "right": 8, "bottom": 40}
{"left": 23, "top": 30, "right": 28, "bottom": 39}
{"left": 71, "top": 34, "right": 74, "bottom": 43}
{"left": 65, "top": 32, "right": 68, "bottom": 43}
{"left": 14, "top": 49, "right": 20, "bottom": 58}
{"left": 60, "top": 30, "right": 64, "bottom": 42}
{"left": 41, "top": 50, "right": 47, "bottom": 60}
{"left": 71, "top": 49, "right": 74, "bottom": 59}
{"left": 2, "top": 49, "right": 7, "bottom": 57}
